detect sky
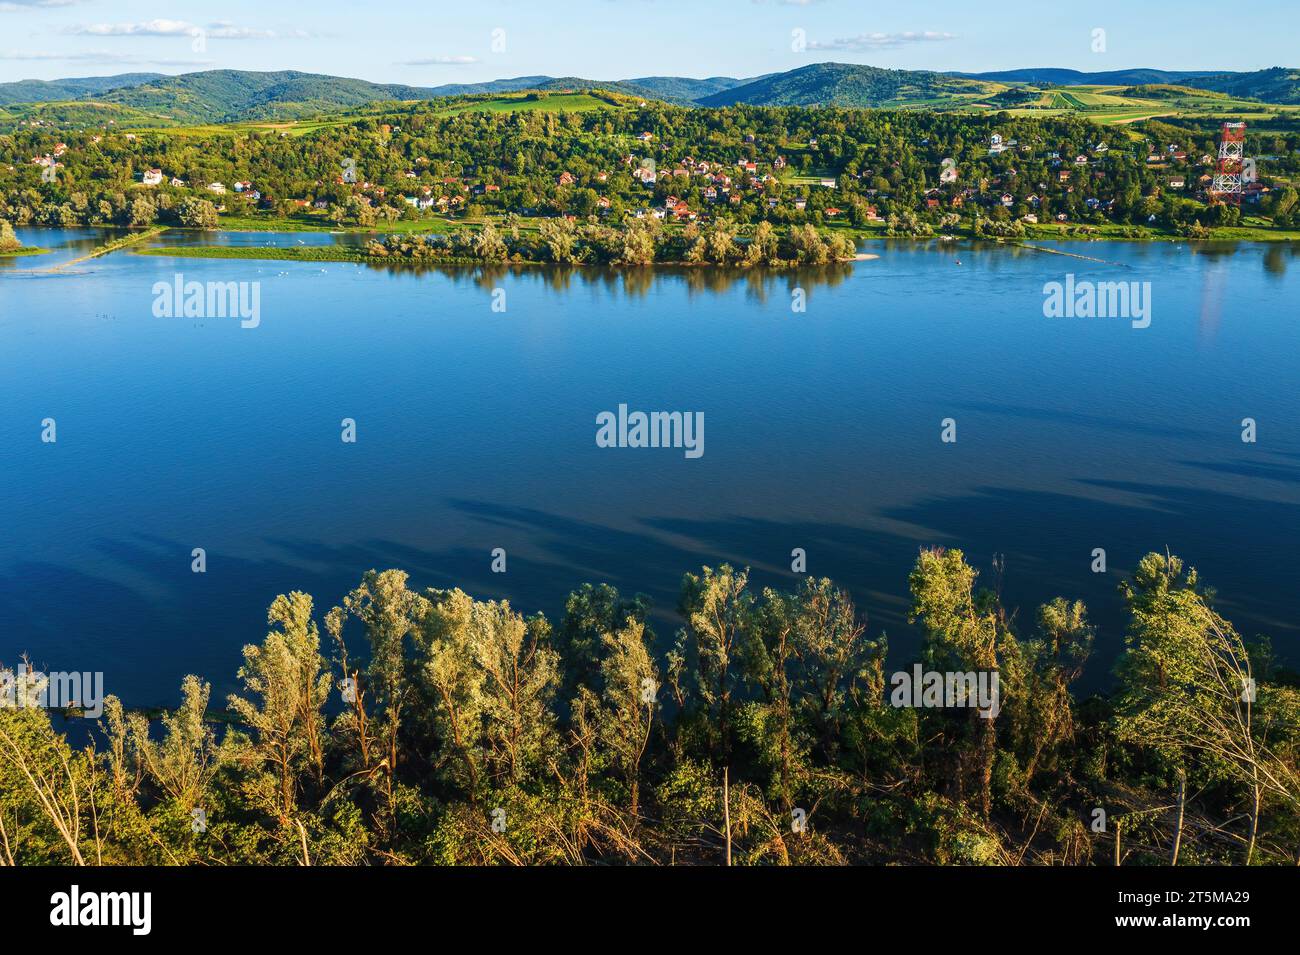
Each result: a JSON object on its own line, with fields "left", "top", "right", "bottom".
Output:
{"left": 1, "top": 0, "right": 1296, "bottom": 85}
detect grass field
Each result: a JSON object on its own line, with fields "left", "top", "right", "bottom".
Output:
{"left": 212, "top": 211, "right": 462, "bottom": 234}
{"left": 955, "top": 82, "right": 1300, "bottom": 126}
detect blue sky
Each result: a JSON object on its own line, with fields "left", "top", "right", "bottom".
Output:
{"left": 1, "top": 0, "right": 1296, "bottom": 84}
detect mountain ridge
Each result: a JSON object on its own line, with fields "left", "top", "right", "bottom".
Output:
{"left": 2, "top": 62, "right": 1297, "bottom": 123}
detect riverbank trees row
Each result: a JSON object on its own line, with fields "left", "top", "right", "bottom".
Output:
{"left": 2, "top": 549, "right": 1297, "bottom": 866}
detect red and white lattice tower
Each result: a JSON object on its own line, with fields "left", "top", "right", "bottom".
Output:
{"left": 1210, "top": 122, "right": 1246, "bottom": 204}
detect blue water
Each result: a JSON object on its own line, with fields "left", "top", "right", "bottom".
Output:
{"left": 2, "top": 227, "right": 1298, "bottom": 705}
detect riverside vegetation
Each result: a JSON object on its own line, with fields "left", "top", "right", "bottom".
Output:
{"left": 1, "top": 549, "right": 1297, "bottom": 866}
{"left": 3, "top": 96, "right": 1299, "bottom": 266}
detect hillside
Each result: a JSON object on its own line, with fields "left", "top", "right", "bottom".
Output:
{"left": 0, "top": 73, "right": 163, "bottom": 106}
{"left": 957, "top": 67, "right": 1221, "bottom": 86}
{"left": 696, "top": 62, "right": 989, "bottom": 108}
{"left": 1194, "top": 67, "right": 1300, "bottom": 104}
{"left": 960, "top": 66, "right": 1300, "bottom": 105}
{"left": 94, "top": 70, "right": 442, "bottom": 123}
{"left": 2, "top": 63, "right": 1298, "bottom": 127}
{"left": 426, "top": 74, "right": 749, "bottom": 105}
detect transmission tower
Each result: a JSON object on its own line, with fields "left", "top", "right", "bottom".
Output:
{"left": 1210, "top": 122, "right": 1246, "bottom": 205}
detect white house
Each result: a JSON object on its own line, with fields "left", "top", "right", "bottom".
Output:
{"left": 141, "top": 168, "right": 163, "bottom": 186}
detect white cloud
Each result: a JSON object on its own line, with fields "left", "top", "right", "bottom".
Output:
{"left": 807, "top": 31, "right": 959, "bottom": 51}
{"left": 0, "top": 49, "right": 213, "bottom": 66}
{"left": 62, "top": 19, "right": 283, "bottom": 39}
{"left": 64, "top": 19, "right": 200, "bottom": 37}
{"left": 399, "top": 55, "right": 481, "bottom": 66}
{"left": 0, "top": 0, "right": 83, "bottom": 10}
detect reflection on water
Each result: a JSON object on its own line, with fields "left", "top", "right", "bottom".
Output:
{"left": 2, "top": 227, "right": 1298, "bottom": 707}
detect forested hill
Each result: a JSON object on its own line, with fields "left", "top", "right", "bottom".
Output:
{"left": 696, "top": 62, "right": 988, "bottom": 107}
{"left": 92, "top": 70, "right": 443, "bottom": 123}
{"left": 3, "top": 63, "right": 1298, "bottom": 124}
{"left": 0, "top": 72, "right": 164, "bottom": 106}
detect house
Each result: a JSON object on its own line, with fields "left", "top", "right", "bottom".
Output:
{"left": 819, "top": 178, "right": 837, "bottom": 188}
{"left": 866, "top": 205, "right": 883, "bottom": 221}
{"left": 170, "top": 177, "right": 186, "bottom": 188}
{"left": 637, "top": 132, "right": 654, "bottom": 142}
{"left": 1027, "top": 194, "right": 1040, "bottom": 207}
{"left": 1056, "top": 213, "right": 1069, "bottom": 222}
{"left": 704, "top": 186, "right": 718, "bottom": 202}
{"left": 940, "top": 163, "right": 958, "bottom": 184}
{"left": 824, "top": 207, "right": 842, "bottom": 218}
{"left": 794, "top": 198, "right": 806, "bottom": 211}
{"left": 233, "top": 181, "right": 252, "bottom": 193}
{"left": 1022, "top": 213, "right": 1039, "bottom": 224}
{"left": 596, "top": 196, "right": 611, "bottom": 210}
{"left": 1000, "top": 193, "right": 1014, "bottom": 207}
{"left": 925, "top": 197, "right": 940, "bottom": 210}
{"left": 774, "top": 156, "right": 787, "bottom": 169}
{"left": 1058, "top": 170, "right": 1071, "bottom": 183}
{"left": 557, "top": 172, "right": 575, "bottom": 187}
{"left": 141, "top": 168, "right": 163, "bottom": 186}
{"left": 1074, "top": 155, "right": 1089, "bottom": 165}
{"left": 950, "top": 195, "right": 964, "bottom": 209}
{"left": 207, "top": 182, "right": 227, "bottom": 195}
{"left": 1168, "top": 177, "right": 1186, "bottom": 189}
{"left": 739, "top": 160, "right": 758, "bottom": 174}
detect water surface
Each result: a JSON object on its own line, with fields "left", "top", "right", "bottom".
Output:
{"left": 2, "top": 227, "right": 1297, "bottom": 704}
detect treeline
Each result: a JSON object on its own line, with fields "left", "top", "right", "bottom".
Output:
{"left": 365, "top": 219, "right": 857, "bottom": 267}
{"left": 2, "top": 99, "right": 1298, "bottom": 234}
{"left": 1, "top": 549, "right": 1297, "bottom": 866}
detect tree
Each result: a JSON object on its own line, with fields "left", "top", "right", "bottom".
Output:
{"left": 1115, "top": 552, "right": 1300, "bottom": 863}
{"left": 0, "top": 219, "right": 19, "bottom": 252}
{"left": 226, "top": 592, "right": 332, "bottom": 824}
{"left": 175, "top": 196, "right": 219, "bottom": 229}
{"left": 908, "top": 548, "right": 1015, "bottom": 818}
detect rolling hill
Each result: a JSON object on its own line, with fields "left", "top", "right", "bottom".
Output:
{"left": 696, "top": 62, "right": 989, "bottom": 108}
{"left": 1, "top": 63, "right": 1297, "bottom": 126}
{"left": 958, "top": 66, "right": 1300, "bottom": 104}
{"left": 0, "top": 72, "right": 164, "bottom": 106}
{"left": 92, "top": 70, "right": 445, "bottom": 123}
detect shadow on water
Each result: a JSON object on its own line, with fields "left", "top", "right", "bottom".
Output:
{"left": 343, "top": 259, "right": 857, "bottom": 301}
